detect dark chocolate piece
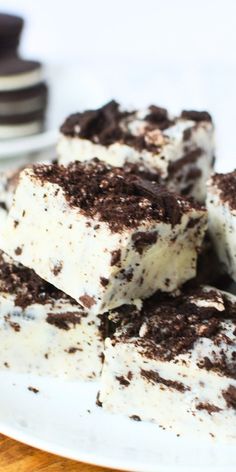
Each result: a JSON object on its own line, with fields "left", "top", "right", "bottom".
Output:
{"left": 196, "top": 402, "right": 222, "bottom": 415}
{"left": 0, "top": 250, "right": 76, "bottom": 309}
{"left": 181, "top": 110, "right": 212, "bottom": 123}
{"left": 141, "top": 369, "right": 189, "bottom": 392}
{"left": 211, "top": 171, "right": 236, "bottom": 211}
{"left": 222, "top": 385, "right": 236, "bottom": 409}
{"left": 28, "top": 386, "right": 39, "bottom": 394}
{"left": 46, "top": 312, "right": 82, "bottom": 330}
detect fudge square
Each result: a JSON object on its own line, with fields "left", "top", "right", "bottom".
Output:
{"left": 207, "top": 171, "right": 236, "bottom": 281}
{"left": 2, "top": 159, "right": 207, "bottom": 315}
{"left": 0, "top": 251, "right": 105, "bottom": 380}
{"left": 99, "top": 285, "right": 236, "bottom": 439}
{"left": 58, "top": 100, "right": 215, "bottom": 202}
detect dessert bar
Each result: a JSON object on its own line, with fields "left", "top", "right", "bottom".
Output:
{"left": 0, "top": 251, "right": 104, "bottom": 380}
{"left": 99, "top": 285, "right": 236, "bottom": 439}
{"left": 2, "top": 159, "right": 207, "bottom": 314}
{"left": 58, "top": 101, "right": 214, "bottom": 201}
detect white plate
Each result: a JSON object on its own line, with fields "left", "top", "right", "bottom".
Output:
{"left": 0, "top": 370, "right": 235, "bottom": 472}
{"left": 0, "top": 130, "right": 58, "bottom": 159}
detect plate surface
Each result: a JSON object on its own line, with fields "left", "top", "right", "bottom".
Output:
{"left": 0, "top": 370, "right": 235, "bottom": 472}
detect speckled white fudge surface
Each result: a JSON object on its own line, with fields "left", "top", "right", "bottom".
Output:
{"left": 0, "top": 251, "right": 104, "bottom": 380}
{"left": 1, "top": 159, "right": 207, "bottom": 315}
{"left": 207, "top": 171, "right": 236, "bottom": 281}
{"left": 99, "top": 285, "right": 236, "bottom": 440}
{"left": 58, "top": 101, "right": 215, "bottom": 202}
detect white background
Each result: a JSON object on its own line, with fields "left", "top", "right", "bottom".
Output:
{"left": 0, "top": 0, "right": 236, "bottom": 169}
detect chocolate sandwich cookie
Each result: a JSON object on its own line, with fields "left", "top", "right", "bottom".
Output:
{"left": 0, "top": 13, "right": 23, "bottom": 55}
{"left": 0, "top": 59, "right": 47, "bottom": 138}
{"left": 0, "top": 82, "right": 48, "bottom": 116}
{"left": 0, "top": 56, "right": 43, "bottom": 91}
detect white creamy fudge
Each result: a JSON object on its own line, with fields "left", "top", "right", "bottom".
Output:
{"left": 99, "top": 285, "right": 236, "bottom": 439}
{"left": 0, "top": 251, "right": 104, "bottom": 380}
{"left": 207, "top": 171, "right": 236, "bottom": 281}
{"left": 58, "top": 101, "right": 215, "bottom": 202}
{"left": 2, "top": 160, "right": 207, "bottom": 315}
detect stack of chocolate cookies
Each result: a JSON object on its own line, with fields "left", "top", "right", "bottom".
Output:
{"left": 0, "top": 13, "right": 48, "bottom": 139}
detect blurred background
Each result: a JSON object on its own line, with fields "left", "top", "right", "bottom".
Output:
{"left": 0, "top": 0, "right": 235, "bottom": 170}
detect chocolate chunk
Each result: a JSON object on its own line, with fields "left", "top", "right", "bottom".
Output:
{"left": 0, "top": 202, "right": 7, "bottom": 211}
{"left": 100, "top": 276, "right": 109, "bottom": 287}
{"left": 15, "top": 246, "right": 22, "bottom": 255}
{"left": 141, "top": 369, "right": 189, "bottom": 392}
{"left": 79, "top": 294, "right": 96, "bottom": 309}
{"left": 46, "top": 312, "right": 82, "bottom": 330}
{"left": 111, "top": 249, "right": 121, "bottom": 266}
{"left": 132, "top": 231, "right": 158, "bottom": 254}
{"left": 130, "top": 415, "right": 141, "bottom": 421}
{"left": 116, "top": 375, "right": 131, "bottom": 387}
{"left": 145, "top": 105, "right": 173, "bottom": 129}
{"left": 65, "top": 347, "right": 80, "bottom": 354}
{"left": 211, "top": 171, "right": 236, "bottom": 211}
{"left": 222, "top": 385, "right": 236, "bottom": 409}
{"left": 181, "top": 110, "right": 212, "bottom": 122}
{"left": 96, "top": 392, "right": 102, "bottom": 407}
{"left": 196, "top": 402, "right": 222, "bottom": 415}
{"left": 28, "top": 386, "right": 39, "bottom": 394}
{"left": 131, "top": 177, "right": 183, "bottom": 226}
{"left": 60, "top": 100, "right": 125, "bottom": 145}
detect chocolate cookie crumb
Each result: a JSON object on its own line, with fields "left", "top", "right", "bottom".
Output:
{"left": 79, "top": 294, "right": 96, "bottom": 309}
{"left": 28, "top": 386, "right": 39, "bottom": 394}
{"left": 141, "top": 369, "right": 189, "bottom": 392}
{"left": 222, "top": 385, "right": 236, "bottom": 409}
{"left": 130, "top": 415, "right": 141, "bottom": 421}
{"left": 196, "top": 402, "right": 222, "bottom": 415}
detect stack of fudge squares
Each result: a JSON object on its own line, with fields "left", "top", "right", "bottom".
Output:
{"left": 0, "top": 100, "right": 236, "bottom": 439}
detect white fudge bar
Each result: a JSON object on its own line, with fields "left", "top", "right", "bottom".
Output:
{"left": 99, "top": 286, "right": 236, "bottom": 439}
{"left": 58, "top": 101, "right": 215, "bottom": 202}
{"left": 207, "top": 171, "right": 236, "bottom": 281}
{"left": 2, "top": 160, "right": 207, "bottom": 315}
{"left": 0, "top": 251, "right": 104, "bottom": 380}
